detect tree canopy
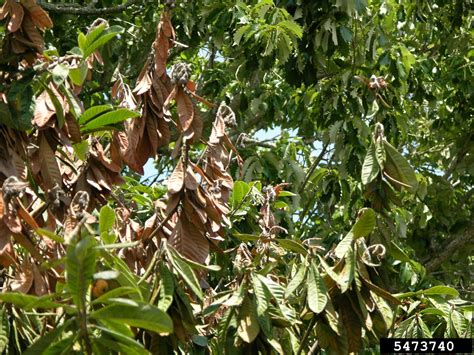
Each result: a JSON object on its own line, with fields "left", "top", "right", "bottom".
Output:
{"left": 0, "top": 0, "right": 472, "bottom": 353}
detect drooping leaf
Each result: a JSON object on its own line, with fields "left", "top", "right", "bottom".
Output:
{"left": 306, "top": 262, "right": 328, "bottom": 313}
{"left": 0, "top": 308, "right": 9, "bottom": 353}
{"left": 66, "top": 236, "right": 97, "bottom": 309}
{"left": 351, "top": 208, "right": 376, "bottom": 238}
{"left": 166, "top": 246, "right": 203, "bottom": 300}
{"left": 157, "top": 263, "right": 174, "bottom": 312}
{"left": 237, "top": 295, "right": 260, "bottom": 343}
{"left": 285, "top": 263, "right": 306, "bottom": 299}
{"left": 99, "top": 205, "right": 116, "bottom": 242}
{"left": 24, "top": 319, "right": 73, "bottom": 355}
{"left": 383, "top": 140, "right": 418, "bottom": 192}
{"left": 361, "top": 144, "right": 379, "bottom": 185}
{"left": 90, "top": 303, "right": 173, "bottom": 335}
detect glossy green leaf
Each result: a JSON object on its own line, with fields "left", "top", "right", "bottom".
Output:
{"left": 79, "top": 104, "right": 113, "bottom": 125}
{"left": 81, "top": 108, "right": 139, "bottom": 133}
{"left": 166, "top": 246, "right": 203, "bottom": 300}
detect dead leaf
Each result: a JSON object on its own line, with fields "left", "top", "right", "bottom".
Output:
{"left": 167, "top": 159, "right": 184, "bottom": 194}
{"left": 184, "top": 165, "right": 199, "bottom": 190}
{"left": 39, "top": 135, "right": 62, "bottom": 189}
{"left": 175, "top": 89, "right": 194, "bottom": 131}
{"left": 168, "top": 216, "right": 209, "bottom": 265}
{"left": 10, "top": 260, "right": 34, "bottom": 293}
{"left": 8, "top": 1, "right": 24, "bottom": 33}
{"left": 22, "top": 0, "right": 53, "bottom": 30}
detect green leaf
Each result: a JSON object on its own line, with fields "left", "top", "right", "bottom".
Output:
{"left": 66, "top": 236, "right": 97, "bottom": 309}
{"left": 51, "top": 64, "right": 70, "bottom": 86}
{"left": 252, "top": 273, "right": 270, "bottom": 316}
{"left": 234, "top": 25, "right": 250, "bottom": 45}
{"left": 157, "top": 264, "right": 174, "bottom": 312}
{"left": 83, "top": 25, "right": 124, "bottom": 58}
{"left": 279, "top": 20, "right": 303, "bottom": 38}
{"left": 73, "top": 140, "right": 89, "bottom": 161}
{"left": 83, "top": 24, "right": 106, "bottom": 52}
{"left": 334, "top": 232, "right": 354, "bottom": 259}
{"left": 285, "top": 264, "right": 306, "bottom": 298}
{"left": 339, "top": 247, "right": 355, "bottom": 293}
{"left": 233, "top": 233, "right": 260, "bottom": 242}
{"left": 92, "top": 286, "right": 140, "bottom": 305}
{"left": 81, "top": 108, "right": 139, "bottom": 133}
{"left": 6, "top": 79, "right": 35, "bottom": 131}
{"left": 421, "top": 286, "right": 459, "bottom": 298}
{"left": 69, "top": 61, "right": 88, "bottom": 86}
{"left": 383, "top": 140, "right": 418, "bottom": 192}
{"left": 0, "top": 293, "right": 66, "bottom": 310}
{"left": 90, "top": 303, "right": 173, "bottom": 335}
{"left": 43, "top": 334, "right": 75, "bottom": 354}
{"left": 361, "top": 144, "right": 379, "bottom": 185}
{"left": 93, "top": 325, "right": 149, "bottom": 355}
{"left": 256, "top": 274, "right": 285, "bottom": 303}
{"left": 306, "top": 263, "right": 328, "bottom": 313}
{"left": 274, "top": 238, "right": 307, "bottom": 255}
{"left": 231, "top": 180, "right": 250, "bottom": 208}
{"left": 166, "top": 246, "right": 203, "bottom": 300}
{"left": 77, "top": 32, "right": 87, "bottom": 52}
{"left": 78, "top": 104, "right": 113, "bottom": 125}
{"left": 24, "top": 319, "right": 73, "bottom": 355}
{"left": 35, "top": 228, "right": 64, "bottom": 243}
{"left": 375, "top": 139, "right": 386, "bottom": 169}
{"left": 0, "top": 308, "right": 8, "bottom": 353}
{"left": 351, "top": 208, "right": 376, "bottom": 238}
{"left": 237, "top": 295, "right": 260, "bottom": 343}
{"left": 99, "top": 205, "right": 116, "bottom": 237}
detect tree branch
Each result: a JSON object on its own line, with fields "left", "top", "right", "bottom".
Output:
{"left": 38, "top": 0, "right": 143, "bottom": 15}
{"left": 298, "top": 143, "right": 329, "bottom": 195}
{"left": 425, "top": 219, "right": 474, "bottom": 272}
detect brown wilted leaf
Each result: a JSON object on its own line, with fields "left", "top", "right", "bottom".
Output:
{"left": 176, "top": 89, "right": 194, "bottom": 131}
{"left": 133, "top": 63, "right": 152, "bottom": 95}
{"left": 0, "top": 223, "right": 15, "bottom": 268}
{"left": 17, "top": 199, "right": 39, "bottom": 229}
{"left": 32, "top": 263, "right": 48, "bottom": 295}
{"left": 33, "top": 90, "right": 55, "bottom": 127}
{"left": 0, "top": 1, "right": 12, "bottom": 20}
{"left": 21, "top": 0, "right": 53, "bottom": 30}
{"left": 64, "top": 114, "right": 82, "bottom": 143}
{"left": 184, "top": 165, "right": 199, "bottom": 191}
{"left": 168, "top": 216, "right": 209, "bottom": 265}
{"left": 7, "top": 1, "right": 24, "bottom": 33}
{"left": 10, "top": 260, "right": 34, "bottom": 293}
{"left": 167, "top": 159, "right": 184, "bottom": 194}
{"left": 39, "top": 135, "right": 62, "bottom": 189}
{"left": 21, "top": 12, "right": 43, "bottom": 50}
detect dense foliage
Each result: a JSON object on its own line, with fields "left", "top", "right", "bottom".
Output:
{"left": 0, "top": 0, "right": 472, "bottom": 353}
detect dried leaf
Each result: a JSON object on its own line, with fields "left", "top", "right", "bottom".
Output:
{"left": 168, "top": 216, "right": 209, "bottom": 265}
{"left": 10, "top": 260, "right": 34, "bottom": 293}
{"left": 0, "top": 223, "right": 15, "bottom": 268}
{"left": 33, "top": 90, "right": 55, "bottom": 127}
{"left": 39, "top": 135, "right": 62, "bottom": 189}
{"left": 175, "top": 89, "right": 194, "bottom": 131}
{"left": 7, "top": 1, "right": 24, "bottom": 33}
{"left": 184, "top": 166, "right": 199, "bottom": 191}
{"left": 21, "top": 12, "right": 43, "bottom": 50}
{"left": 167, "top": 159, "right": 184, "bottom": 194}
{"left": 22, "top": 1, "right": 53, "bottom": 30}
